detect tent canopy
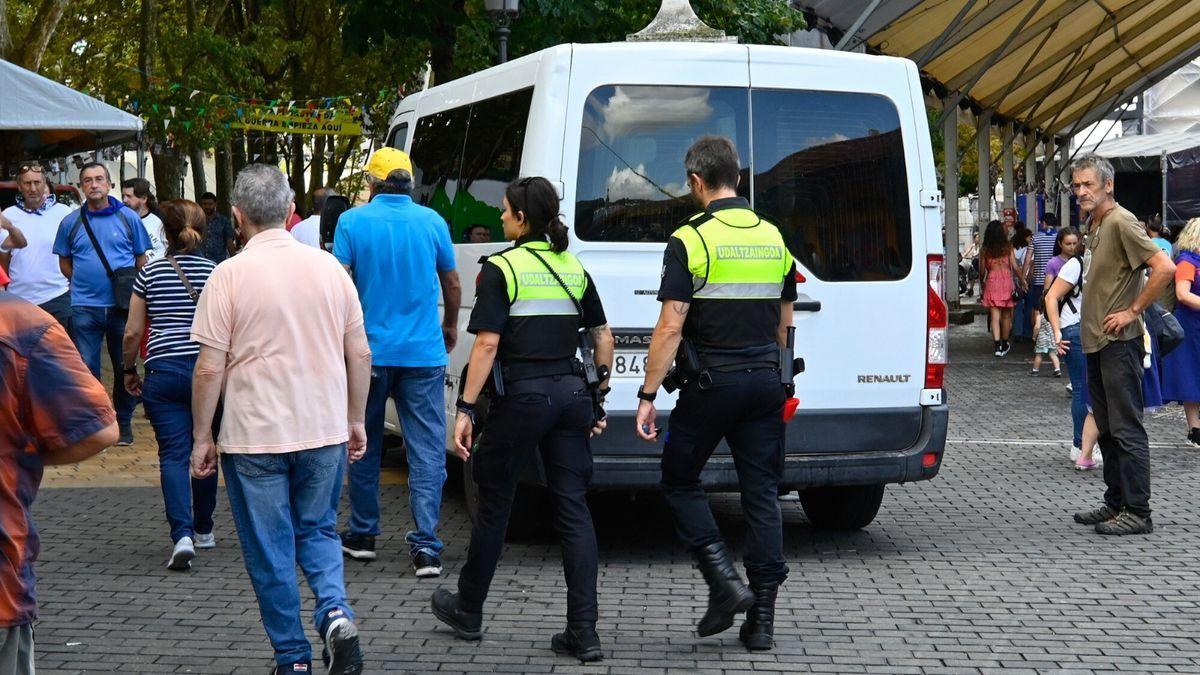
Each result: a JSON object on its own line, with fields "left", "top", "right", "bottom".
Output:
{"left": 0, "top": 59, "right": 143, "bottom": 160}
{"left": 802, "top": 0, "right": 1200, "bottom": 139}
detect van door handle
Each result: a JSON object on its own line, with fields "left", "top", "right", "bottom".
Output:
{"left": 793, "top": 301, "right": 822, "bottom": 312}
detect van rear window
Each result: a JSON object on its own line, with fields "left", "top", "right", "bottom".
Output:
{"left": 573, "top": 85, "right": 912, "bottom": 282}
{"left": 752, "top": 89, "right": 911, "bottom": 282}
{"left": 574, "top": 85, "right": 750, "bottom": 243}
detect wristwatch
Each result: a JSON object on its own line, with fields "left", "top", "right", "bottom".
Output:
{"left": 637, "top": 388, "right": 657, "bottom": 403}
{"left": 455, "top": 397, "right": 477, "bottom": 424}
{"left": 123, "top": 366, "right": 138, "bottom": 376}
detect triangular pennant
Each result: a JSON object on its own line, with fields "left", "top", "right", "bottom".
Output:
{"left": 190, "top": 90, "right": 200, "bottom": 99}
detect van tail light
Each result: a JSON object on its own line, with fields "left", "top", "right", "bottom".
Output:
{"left": 925, "top": 254, "right": 948, "bottom": 389}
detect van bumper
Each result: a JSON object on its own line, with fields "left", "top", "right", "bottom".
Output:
{"left": 575, "top": 404, "right": 949, "bottom": 491}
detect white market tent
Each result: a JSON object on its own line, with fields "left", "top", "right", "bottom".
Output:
{"left": 1075, "top": 130, "right": 1200, "bottom": 224}
{"left": 0, "top": 58, "right": 143, "bottom": 161}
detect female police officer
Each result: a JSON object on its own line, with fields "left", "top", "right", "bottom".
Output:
{"left": 430, "top": 176, "right": 614, "bottom": 663}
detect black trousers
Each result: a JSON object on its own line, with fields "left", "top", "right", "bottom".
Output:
{"left": 661, "top": 367, "right": 789, "bottom": 586}
{"left": 1086, "top": 338, "right": 1152, "bottom": 518}
{"left": 457, "top": 374, "right": 599, "bottom": 624}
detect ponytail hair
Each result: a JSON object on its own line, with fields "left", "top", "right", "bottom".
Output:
{"left": 159, "top": 199, "right": 207, "bottom": 255}
{"left": 505, "top": 176, "right": 569, "bottom": 253}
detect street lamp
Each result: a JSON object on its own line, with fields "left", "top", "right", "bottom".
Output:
{"left": 484, "top": 0, "right": 519, "bottom": 64}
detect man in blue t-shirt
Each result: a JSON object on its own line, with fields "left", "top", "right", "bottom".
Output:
{"left": 334, "top": 148, "right": 462, "bottom": 578}
{"left": 53, "top": 162, "right": 151, "bottom": 445}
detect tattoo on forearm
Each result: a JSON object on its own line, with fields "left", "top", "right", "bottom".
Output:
{"left": 589, "top": 324, "right": 609, "bottom": 340}
{"left": 671, "top": 302, "right": 690, "bottom": 317}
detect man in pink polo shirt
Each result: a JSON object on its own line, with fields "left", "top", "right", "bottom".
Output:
{"left": 189, "top": 164, "right": 372, "bottom": 675}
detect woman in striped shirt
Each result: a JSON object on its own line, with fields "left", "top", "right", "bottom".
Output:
{"left": 121, "top": 200, "right": 219, "bottom": 571}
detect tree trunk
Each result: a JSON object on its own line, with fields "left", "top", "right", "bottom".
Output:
{"left": 139, "top": 0, "right": 157, "bottom": 89}
{"left": 0, "top": 0, "right": 12, "bottom": 61}
{"left": 189, "top": 145, "right": 208, "bottom": 198}
{"left": 429, "top": 0, "right": 467, "bottom": 85}
{"left": 231, "top": 132, "right": 247, "bottom": 175}
{"left": 153, "top": 150, "right": 186, "bottom": 201}
{"left": 215, "top": 139, "right": 234, "bottom": 216}
{"left": 20, "top": 0, "right": 69, "bottom": 72}
{"left": 308, "top": 135, "right": 326, "bottom": 196}
{"left": 289, "top": 134, "right": 306, "bottom": 212}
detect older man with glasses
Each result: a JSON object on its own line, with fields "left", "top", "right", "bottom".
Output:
{"left": 1, "top": 164, "right": 73, "bottom": 327}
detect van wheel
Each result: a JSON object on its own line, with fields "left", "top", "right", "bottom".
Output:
{"left": 799, "top": 484, "right": 885, "bottom": 530}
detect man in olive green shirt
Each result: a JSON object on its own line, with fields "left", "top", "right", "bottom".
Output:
{"left": 1070, "top": 154, "right": 1175, "bottom": 536}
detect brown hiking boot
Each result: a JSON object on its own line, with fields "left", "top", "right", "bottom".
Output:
{"left": 1095, "top": 509, "right": 1153, "bottom": 535}
{"left": 1073, "top": 505, "right": 1118, "bottom": 525}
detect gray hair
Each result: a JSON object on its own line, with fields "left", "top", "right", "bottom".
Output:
{"left": 232, "top": 164, "right": 295, "bottom": 227}
{"left": 1070, "top": 153, "right": 1115, "bottom": 186}
{"left": 684, "top": 136, "right": 740, "bottom": 191}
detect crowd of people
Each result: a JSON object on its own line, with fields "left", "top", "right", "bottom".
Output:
{"left": 2, "top": 136, "right": 804, "bottom": 673}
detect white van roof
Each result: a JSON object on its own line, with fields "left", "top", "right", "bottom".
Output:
{"left": 391, "top": 42, "right": 918, "bottom": 125}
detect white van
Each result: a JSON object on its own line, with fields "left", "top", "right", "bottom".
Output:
{"left": 381, "top": 41, "right": 949, "bottom": 530}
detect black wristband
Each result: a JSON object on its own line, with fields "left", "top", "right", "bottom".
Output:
{"left": 123, "top": 366, "right": 138, "bottom": 375}
{"left": 637, "top": 388, "right": 657, "bottom": 402}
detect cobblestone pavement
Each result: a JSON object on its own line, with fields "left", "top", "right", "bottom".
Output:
{"left": 31, "top": 321, "right": 1200, "bottom": 673}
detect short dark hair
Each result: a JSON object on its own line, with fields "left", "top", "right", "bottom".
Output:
{"left": 373, "top": 169, "right": 413, "bottom": 196}
{"left": 120, "top": 178, "right": 157, "bottom": 208}
{"left": 79, "top": 161, "right": 111, "bottom": 182}
{"left": 311, "top": 187, "right": 335, "bottom": 213}
{"left": 199, "top": 192, "right": 218, "bottom": 202}
{"left": 684, "top": 136, "right": 740, "bottom": 191}
{"left": 1041, "top": 212, "right": 1058, "bottom": 228}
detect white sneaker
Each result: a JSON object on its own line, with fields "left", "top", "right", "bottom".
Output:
{"left": 167, "top": 537, "right": 195, "bottom": 571}
{"left": 1070, "top": 446, "right": 1081, "bottom": 462}
{"left": 195, "top": 532, "right": 216, "bottom": 549}
{"left": 1093, "top": 447, "right": 1103, "bottom": 465}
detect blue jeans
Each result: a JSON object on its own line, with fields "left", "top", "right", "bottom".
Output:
{"left": 69, "top": 305, "right": 137, "bottom": 425}
{"left": 142, "top": 355, "right": 219, "bottom": 543}
{"left": 1062, "top": 324, "right": 1089, "bottom": 447}
{"left": 348, "top": 365, "right": 446, "bottom": 557}
{"left": 223, "top": 444, "right": 354, "bottom": 666}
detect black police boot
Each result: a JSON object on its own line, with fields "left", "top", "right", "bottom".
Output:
{"left": 693, "top": 542, "right": 755, "bottom": 637}
{"left": 431, "top": 588, "right": 483, "bottom": 640}
{"left": 551, "top": 622, "right": 604, "bottom": 663}
{"left": 738, "top": 582, "right": 779, "bottom": 651}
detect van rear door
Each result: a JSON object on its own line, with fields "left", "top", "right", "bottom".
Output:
{"left": 748, "top": 47, "right": 928, "bottom": 452}
{"left": 562, "top": 43, "right": 752, "bottom": 414}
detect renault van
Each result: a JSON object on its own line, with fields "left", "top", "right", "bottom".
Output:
{"left": 382, "top": 42, "right": 949, "bottom": 530}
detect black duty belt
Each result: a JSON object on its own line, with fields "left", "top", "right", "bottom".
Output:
{"left": 500, "top": 358, "right": 583, "bottom": 383}
{"left": 697, "top": 344, "right": 778, "bottom": 371}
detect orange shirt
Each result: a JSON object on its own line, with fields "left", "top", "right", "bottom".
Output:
{"left": 1176, "top": 259, "right": 1197, "bottom": 284}
{"left": 191, "top": 228, "right": 364, "bottom": 454}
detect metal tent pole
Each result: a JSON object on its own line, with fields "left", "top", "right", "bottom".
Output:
{"left": 943, "top": 97, "right": 961, "bottom": 307}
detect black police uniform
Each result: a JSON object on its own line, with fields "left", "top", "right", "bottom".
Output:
{"left": 656, "top": 196, "right": 797, "bottom": 647}
{"left": 455, "top": 235, "right": 607, "bottom": 644}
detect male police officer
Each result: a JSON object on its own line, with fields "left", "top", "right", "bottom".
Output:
{"left": 636, "top": 136, "right": 797, "bottom": 651}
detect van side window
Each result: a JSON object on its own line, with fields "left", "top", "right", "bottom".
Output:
{"left": 752, "top": 90, "right": 912, "bottom": 282}
{"left": 409, "top": 89, "right": 532, "bottom": 243}
{"left": 410, "top": 107, "right": 469, "bottom": 225}
{"left": 387, "top": 122, "right": 409, "bottom": 151}
{"left": 456, "top": 88, "right": 533, "bottom": 243}
{"left": 575, "top": 85, "right": 750, "bottom": 242}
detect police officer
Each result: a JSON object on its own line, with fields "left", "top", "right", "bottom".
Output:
{"left": 430, "top": 176, "right": 614, "bottom": 663}
{"left": 635, "top": 136, "right": 797, "bottom": 651}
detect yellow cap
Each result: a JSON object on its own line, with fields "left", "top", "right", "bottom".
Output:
{"left": 365, "top": 147, "right": 413, "bottom": 181}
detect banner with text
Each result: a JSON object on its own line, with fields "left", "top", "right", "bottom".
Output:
{"left": 231, "top": 107, "right": 363, "bottom": 136}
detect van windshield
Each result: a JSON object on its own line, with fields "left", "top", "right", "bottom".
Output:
{"left": 574, "top": 85, "right": 750, "bottom": 243}
{"left": 574, "top": 85, "right": 912, "bottom": 282}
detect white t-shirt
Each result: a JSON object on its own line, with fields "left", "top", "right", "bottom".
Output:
{"left": 1, "top": 202, "right": 73, "bottom": 305}
{"left": 1056, "top": 256, "right": 1083, "bottom": 329}
{"left": 141, "top": 212, "right": 167, "bottom": 262}
{"left": 291, "top": 214, "right": 322, "bottom": 249}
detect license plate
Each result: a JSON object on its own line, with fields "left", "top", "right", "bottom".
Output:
{"left": 612, "top": 351, "right": 649, "bottom": 377}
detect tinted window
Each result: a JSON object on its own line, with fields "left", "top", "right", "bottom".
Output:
{"left": 454, "top": 88, "right": 532, "bottom": 243}
{"left": 575, "top": 85, "right": 750, "bottom": 242}
{"left": 387, "top": 122, "right": 409, "bottom": 151}
{"left": 409, "top": 107, "right": 469, "bottom": 224}
{"left": 752, "top": 90, "right": 911, "bottom": 281}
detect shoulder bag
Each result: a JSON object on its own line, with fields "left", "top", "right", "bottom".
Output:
{"left": 79, "top": 210, "right": 138, "bottom": 311}
{"left": 165, "top": 255, "right": 200, "bottom": 304}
